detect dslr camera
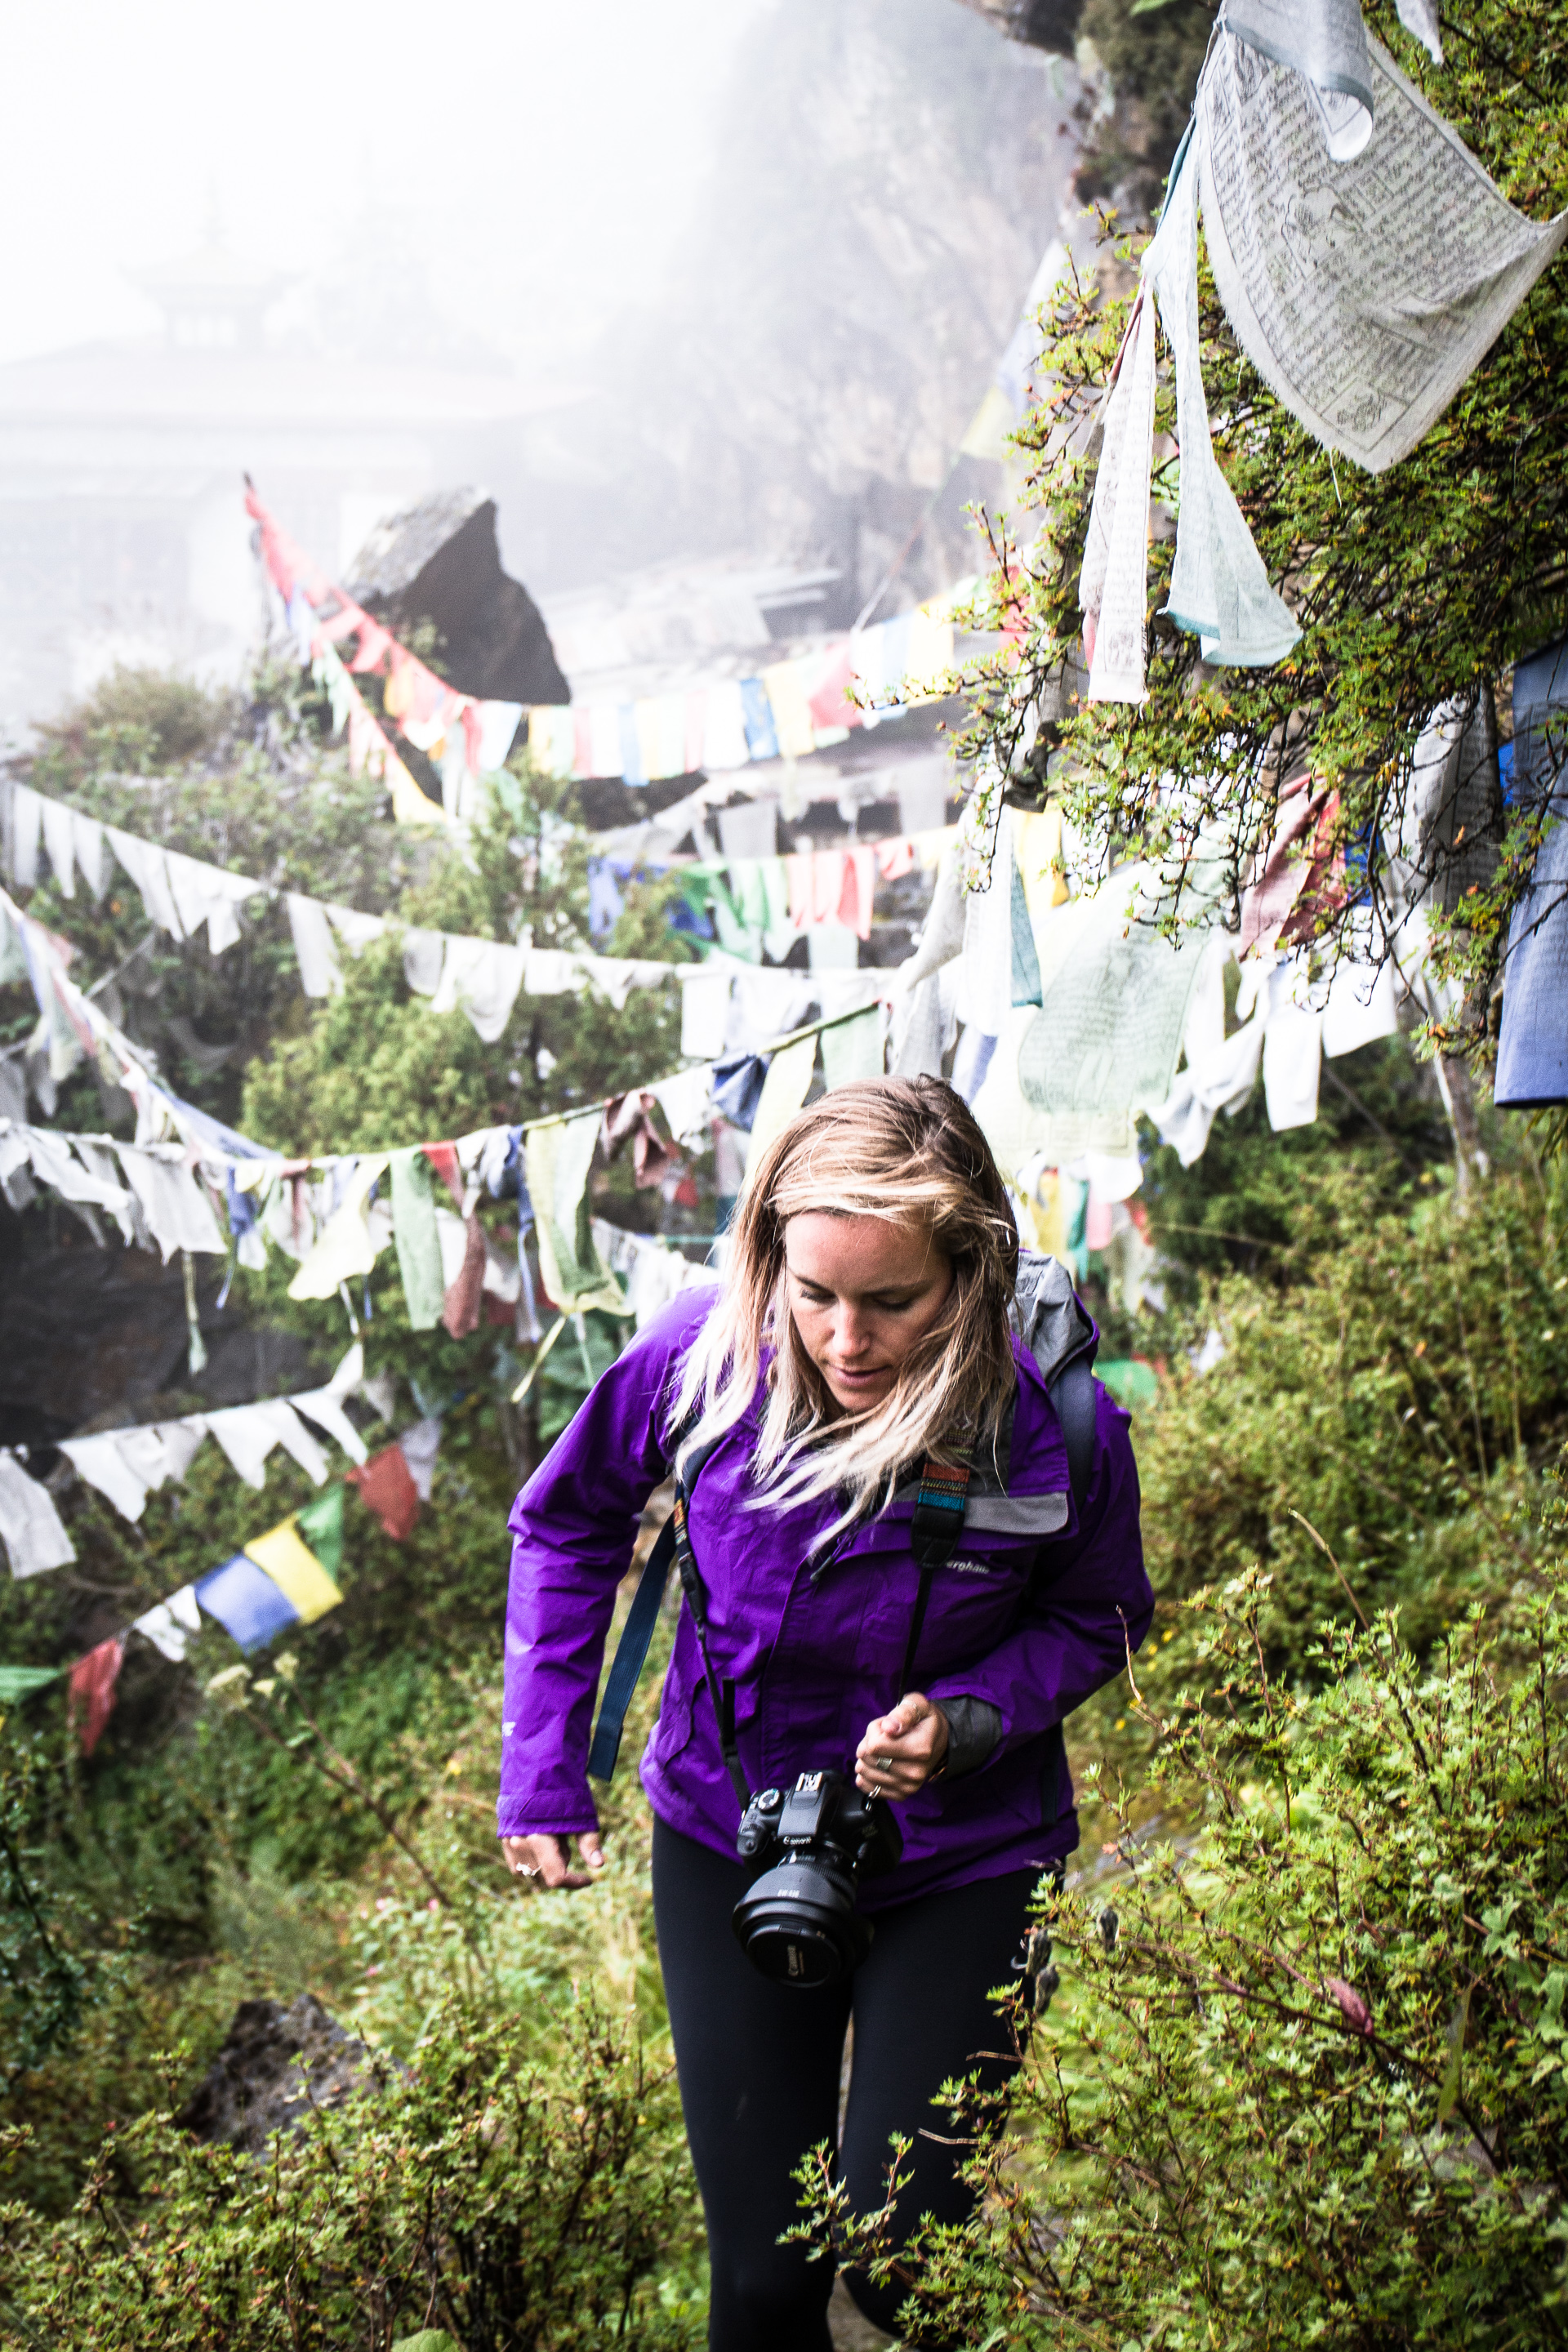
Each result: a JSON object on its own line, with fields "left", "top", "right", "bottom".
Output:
{"left": 732, "top": 1768, "right": 903, "bottom": 1986}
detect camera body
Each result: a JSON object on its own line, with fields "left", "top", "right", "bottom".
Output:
{"left": 731, "top": 1768, "right": 903, "bottom": 1986}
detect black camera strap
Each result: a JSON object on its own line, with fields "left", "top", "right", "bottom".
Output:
{"left": 590, "top": 1448, "right": 973, "bottom": 1794}
{"left": 667, "top": 1484, "right": 752, "bottom": 1814}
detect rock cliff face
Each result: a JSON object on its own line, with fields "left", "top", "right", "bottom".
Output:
{"left": 953, "top": 0, "right": 1084, "bottom": 52}
{"left": 506, "top": 0, "right": 1079, "bottom": 609}
{"left": 956, "top": 0, "right": 1215, "bottom": 219}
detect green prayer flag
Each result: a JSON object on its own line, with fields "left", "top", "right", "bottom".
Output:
{"left": 525, "top": 1116, "right": 624, "bottom": 1315}
{"left": 1009, "top": 849, "right": 1043, "bottom": 1007}
{"left": 390, "top": 1147, "right": 445, "bottom": 1330}
{"left": 820, "top": 1006, "right": 884, "bottom": 1092}
{"left": 1018, "top": 871, "right": 1214, "bottom": 1117}
{"left": 744, "top": 1032, "right": 817, "bottom": 1180}
{"left": 295, "top": 1484, "right": 346, "bottom": 1585}
{"left": 0, "top": 1665, "right": 62, "bottom": 1702}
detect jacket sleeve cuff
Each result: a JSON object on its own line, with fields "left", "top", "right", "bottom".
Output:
{"left": 497, "top": 1797, "right": 600, "bottom": 1841}
{"left": 937, "top": 1695, "right": 1003, "bottom": 1780}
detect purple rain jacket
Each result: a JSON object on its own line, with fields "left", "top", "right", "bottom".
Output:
{"left": 498, "top": 1254, "right": 1152, "bottom": 1907}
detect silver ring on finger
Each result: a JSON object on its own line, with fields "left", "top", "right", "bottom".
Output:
{"left": 868, "top": 1782, "right": 883, "bottom": 1799}
{"left": 876, "top": 1754, "right": 894, "bottom": 1770}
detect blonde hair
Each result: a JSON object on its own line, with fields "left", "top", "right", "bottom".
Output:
{"left": 671, "top": 1076, "right": 1019, "bottom": 1525}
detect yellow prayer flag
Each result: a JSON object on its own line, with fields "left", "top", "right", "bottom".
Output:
{"left": 287, "top": 1153, "right": 391, "bottom": 1302}
{"left": 959, "top": 384, "right": 1015, "bottom": 464}
{"left": 388, "top": 753, "right": 443, "bottom": 826}
{"left": 243, "top": 1522, "right": 342, "bottom": 1625}
{"left": 901, "top": 612, "right": 955, "bottom": 702}
{"left": 743, "top": 1033, "right": 817, "bottom": 1185}
{"left": 1015, "top": 807, "right": 1070, "bottom": 923}
{"left": 760, "top": 662, "right": 817, "bottom": 760}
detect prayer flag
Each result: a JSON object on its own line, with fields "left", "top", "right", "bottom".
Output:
{"left": 194, "top": 1553, "right": 300, "bottom": 1655}
{"left": 68, "top": 1636, "right": 125, "bottom": 1756}
{"left": 347, "top": 1443, "right": 421, "bottom": 1542}
{"left": 243, "top": 1522, "right": 341, "bottom": 1626}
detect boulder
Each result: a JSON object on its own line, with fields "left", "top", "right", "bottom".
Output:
{"left": 177, "top": 1993, "right": 373, "bottom": 2152}
{"left": 345, "top": 492, "right": 569, "bottom": 711}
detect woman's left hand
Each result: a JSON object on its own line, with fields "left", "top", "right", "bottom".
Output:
{"left": 854, "top": 1693, "right": 950, "bottom": 1801}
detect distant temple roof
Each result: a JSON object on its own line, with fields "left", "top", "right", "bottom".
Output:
{"left": 132, "top": 238, "right": 295, "bottom": 353}
{"left": 0, "top": 339, "right": 580, "bottom": 434}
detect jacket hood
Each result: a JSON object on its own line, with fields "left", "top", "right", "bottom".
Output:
{"left": 1009, "top": 1250, "right": 1097, "bottom": 1388}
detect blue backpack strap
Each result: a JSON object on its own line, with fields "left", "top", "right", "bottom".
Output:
{"left": 587, "top": 1515, "right": 678, "bottom": 1784}
{"left": 587, "top": 1430, "right": 724, "bottom": 1785}
{"left": 1047, "top": 1354, "right": 1098, "bottom": 1515}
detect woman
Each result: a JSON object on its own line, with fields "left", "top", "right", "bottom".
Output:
{"left": 498, "top": 1078, "right": 1150, "bottom": 2350}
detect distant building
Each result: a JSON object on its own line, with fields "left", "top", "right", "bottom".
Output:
{"left": 0, "top": 238, "right": 581, "bottom": 733}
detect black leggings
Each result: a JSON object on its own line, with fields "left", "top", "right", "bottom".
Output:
{"left": 652, "top": 1817, "right": 1040, "bottom": 2350}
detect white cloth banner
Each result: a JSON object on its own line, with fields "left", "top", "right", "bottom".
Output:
{"left": 430, "top": 938, "right": 528, "bottom": 1043}
{"left": 287, "top": 895, "right": 343, "bottom": 999}
{"left": 1081, "top": 292, "right": 1159, "bottom": 703}
{"left": 0, "top": 1450, "right": 76, "bottom": 1577}
{"left": 134, "top": 1584, "right": 203, "bottom": 1662}
{"left": 680, "top": 969, "right": 732, "bottom": 1061}
{"left": 41, "top": 796, "right": 78, "bottom": 898}
{"left": 165, "top": 852, "right": 261, "bottom": 956}
{"left": 24, "top": 1128, "right": 133, "bottom": 1214}
{"left": 106, "top": 828, "right": 185, "bottom": 939}
{"left": 116, "top": 1147, "right": 226, "bottom": 1259}
{"left": 651, "top": 1066, "right": 714, "bottom": 1147}
{"left": 590, "top": 1218, "right": 719, "bottom": 1331}
{"left": 11, "top": 785, "right": 41, "bottom": 889}
{"left": 204, "top": 1397, "right": 330, "bottom": 1490}
{"left": 1143, "top": 141, "right": 1301, "bottom": 669}
{"left": 1197, "top": 25, "right": 1568, "bottom": 474}
{"left": 326, "top": 903, "right": 388, "bottom": 958}
{"left": 1323, "top": 956, "right": 1401, "bottom": 1057}
{"left": 289, "top": 1342, "right": 370, "bottom": 1467}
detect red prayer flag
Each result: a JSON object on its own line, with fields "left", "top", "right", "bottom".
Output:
{"left": 806, "top": 643, "right": 863, "bottom": 733}
{"left": 68, "top": 1636, "right": 126, "bottom": 1757}
{"left": 420, "top": 1142, "right": 464, "bottom": 1209}
{"left": 349, "top": 617, "right": 394, "bottom": 675}
{"left": 441, "top": 1214, "right": 486, "bottom": 1339}
{"left": 347, "top": 1444, "right": 421, "bottom": 1541}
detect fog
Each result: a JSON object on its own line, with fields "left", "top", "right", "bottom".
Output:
{"left": 3, "top": 0, "right": 752, "bottom": 374}
{"left": 0, "top": 0, "right": 1075, "bottom": 722}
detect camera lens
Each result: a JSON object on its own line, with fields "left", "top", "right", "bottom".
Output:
{"left": 731, "top": 1855, "right": 872, "bottom": 1986}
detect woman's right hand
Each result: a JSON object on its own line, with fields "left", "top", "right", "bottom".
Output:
{"left": 501, "top": 1831, "right": 606, "bottom": 1890}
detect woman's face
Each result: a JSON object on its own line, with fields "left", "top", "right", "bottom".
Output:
{"left": 783, "top": 1211, "right": 954, "bottom": 1413}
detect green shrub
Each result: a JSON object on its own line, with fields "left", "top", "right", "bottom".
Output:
{"left": 800, "top": 1567, "right": 1568, "bottom": 2347}
{"left": 0, "top": 1993, "right": 702, "bottom": 2350}
{"left": 1136, "top": 1163, "right": 1566, "bottom": 1667}
{"left": 37, "top": 664, "right": 234, "bottom": 773}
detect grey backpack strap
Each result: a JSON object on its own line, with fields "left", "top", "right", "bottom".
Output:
{"left": 1046, "top": 1355, "right": 1098, "bottom": 1517}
